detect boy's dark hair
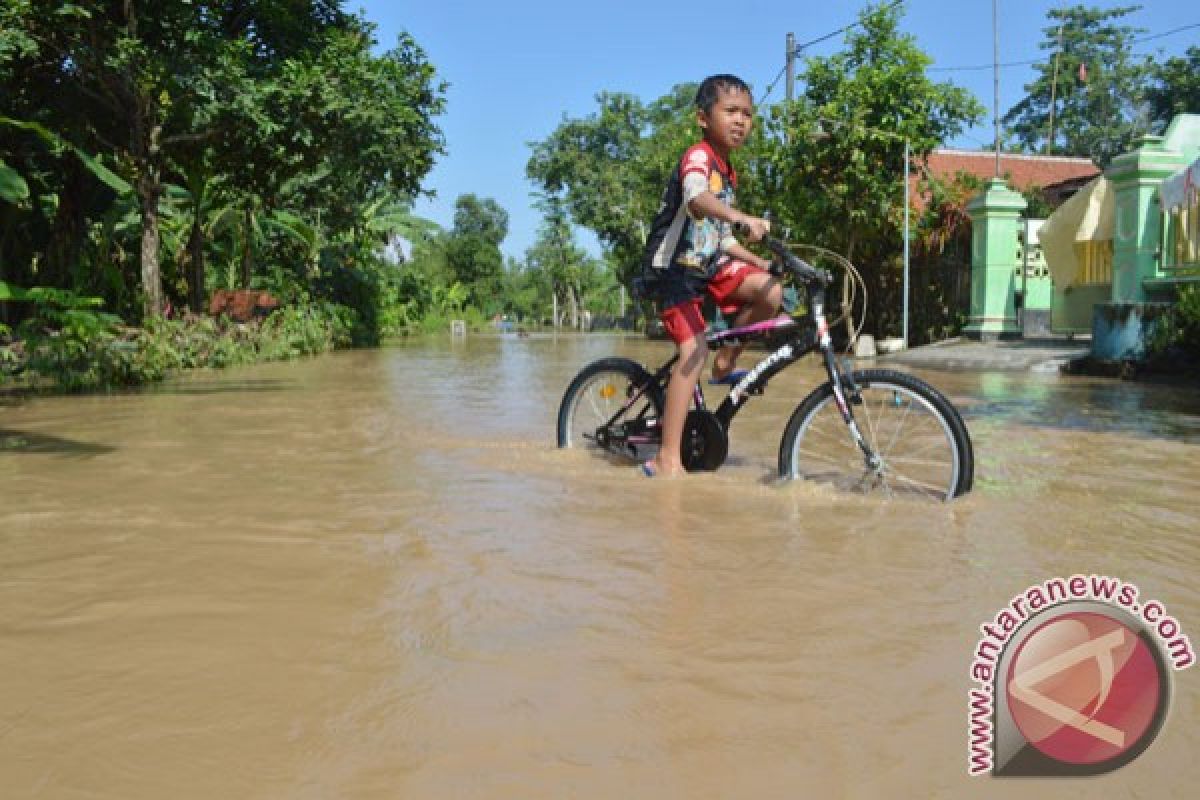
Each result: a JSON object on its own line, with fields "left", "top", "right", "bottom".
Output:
{"left": 695, "top": 74, "right": 752, "bottom": 112}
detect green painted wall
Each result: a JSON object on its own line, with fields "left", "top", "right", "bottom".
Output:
{"left": 1107, "top": 134, "right": 1189, "bottom": 302}
{"left": 1052, "top": 284, "right": 1108, "bottom": 333}
{"left": 964, "top": 178, "right": 1026, "bottom": 340}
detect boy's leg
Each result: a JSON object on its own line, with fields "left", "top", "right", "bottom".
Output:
{"left": 655, "top": 332, "right": 707, "bottom": 476}
{"left": 710, "top": 266, "right": 783, "bottom": 380}
{"left": 651, "top": 299, "right": 708, "bottom": 477}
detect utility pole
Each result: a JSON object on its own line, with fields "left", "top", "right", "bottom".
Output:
{"left": 1047, "top": 22, "right": 1064, "bottom": 154}
{"left": 993, "top": 0, "right": 1001, "bottom": 177}
{"left": 785, "top": 32, "right": 796, "bottom": 102}
{"left": 903, "top": 135, "right": 911, "bottom": 349}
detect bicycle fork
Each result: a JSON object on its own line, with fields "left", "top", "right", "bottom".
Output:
{"left": 812, "top": 302, "right": 884, "bottom": 476}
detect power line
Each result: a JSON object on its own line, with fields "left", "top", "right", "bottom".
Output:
{"left": 795, "top": 0, "right": 905, "bottom": 53}
{"left": 758, "top": 0, "right": 906, "bottom": 105}
{"left": 757, "top": 64, "right": 788, "bottom": 106}
{"left": 1135, "top": 22, "right": 1200, "bottom": 45}
{"left": 928, "top": 20, "right": 1199, "bottom": 73}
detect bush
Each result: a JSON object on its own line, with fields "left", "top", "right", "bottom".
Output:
{"left": 1145, "top": 285, "right": 1200, "bottom": 373}
{"left": 11, "top": 299, "right": 351, "bottom": 393}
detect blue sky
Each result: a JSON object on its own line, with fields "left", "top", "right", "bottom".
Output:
{"left": 355, "top": 1, "right": 1197, "bottom": 259}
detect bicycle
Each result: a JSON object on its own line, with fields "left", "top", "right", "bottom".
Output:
{"left": 555, "top": 233, "right": 974, "bottom": 501}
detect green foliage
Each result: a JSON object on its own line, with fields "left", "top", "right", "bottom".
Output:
{"left": 1021, "top": 186, "right": 1056, "bottom": 220}
{"left": 527, "top": 3, "right": 981, "bottom": 339}
{"left": 8, "top": 303, "right": 350, "bottom": 392}
{"left": 1147, "top": 285, "right": 1200, "bottom": 363}
{"left": 1, "top": 2, "right": 446, "bottom": 329}
{"left": 750, "top": 3, "right": 983, "bottom": 261}
{"left": 1002, "top": 5, "right": 1151, "bottom": 166}
{"left": 527, "top": 84, "right": 696, "bottom": 287}
{"left": 444, "top": 194, "right": 509, "bottom": 311}
{"left": 519, "top": 199, "right": 619, "bottom": 327}
{"left": 1146, "top": 46, "right": 1200, "bottom": 131}
{"left": 14, "top": 286, "right": 133, "bottom": 391}
{"left": 0, "top": 157, "right": 29, "bottom": 203}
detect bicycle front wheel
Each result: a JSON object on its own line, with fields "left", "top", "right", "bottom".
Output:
{"left": 778, "top": 369, "right": 973, "bottom": 501}
{"left": 556, "top": 357, "right": 664, "bottom": 462}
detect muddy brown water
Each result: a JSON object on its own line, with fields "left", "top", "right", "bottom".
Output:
{"left": 2, "top": 334, "right": 1198, "bottom": 798}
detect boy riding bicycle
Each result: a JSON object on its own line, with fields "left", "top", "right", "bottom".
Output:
{"left": 641, "top": 74, "right": 782, "bottom": 477}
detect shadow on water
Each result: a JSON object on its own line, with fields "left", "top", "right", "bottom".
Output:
{"left": 146, "top": 379, "right": 294, "bottom": 396}
{"left": 956, "top": 373, "right": 1200, "bottom": 442}
{"left": 0, "top": 428, "right": 115, "bottom": 457}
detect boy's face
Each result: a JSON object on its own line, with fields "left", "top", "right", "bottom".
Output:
{"left": 698, "top": 86, "right": 754, "bottom": 153}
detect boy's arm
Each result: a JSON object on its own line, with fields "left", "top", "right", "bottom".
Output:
{"left": 686, "top": 191, "right": 771, "bottom": 269}
{"left": 687, "top": 191, "right": 766, "bottom": 235}
{"left": 723, "top": 242, "right": 772, "bottom": 271}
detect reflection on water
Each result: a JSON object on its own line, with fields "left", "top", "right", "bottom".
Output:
{"left": 1, "top": 334, "right": 1198, "bottom": 798}
{"left": 961, "top": 371, "right": 1200, "bottom": 441}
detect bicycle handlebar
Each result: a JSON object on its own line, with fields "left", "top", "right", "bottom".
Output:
{"left": 732, "top": 223, "right": 832, "bottom": 287}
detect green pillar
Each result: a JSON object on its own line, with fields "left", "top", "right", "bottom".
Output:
{"left": 964, "top": 178, "right": 1026, "bottom": 340}
{"left": 1106, "top": 134, "right": 1187, "bottom": 303}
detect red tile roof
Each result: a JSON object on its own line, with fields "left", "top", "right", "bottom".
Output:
{"left": 924, "top": 148, "right": 1100, "bottom": 189}
{"left": 910, "top": 148, "right": 1100, "bottom": 211}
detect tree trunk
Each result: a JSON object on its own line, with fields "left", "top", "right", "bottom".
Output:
{"left": 240, "top": 206, "right": 253, "bottom": 287}
{"left": 844, "top": 230, "right": 857, "bottom": 341}
{"left": 568, "top": 284, "right": 580, "bottom": 330}
{"left": 126, "top": 3, "right": 164, "bottom": 321}
{"left": 187, "top": 207, "right": 206, "bottom": 313}
{"left": 43, "top": 160, "right": 88, "bottom": 290}
{"left": 138, "top": 171, "right": 164, "bottom": 319}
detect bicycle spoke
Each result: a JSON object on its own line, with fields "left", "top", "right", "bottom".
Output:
{"left": 885, "top": 454, "right": 955, "bottom": 470}
{"left": 879, "top": 397, "right": 915, "bottom": 460}
{"left": 881, "top": 470, "right": 948, "bottom": 500}
{"left": 783, "top": 373, "right": 969, "bottom": 502}
{"left": 859, "top": 389, "right": 881, "bottom": 448}
{"left": 796, "top": 448, "right": 861, "bottom": 472}
{"left": 584, "top": 387, "right": 605, "bottom": 426}
{"left": 885, "top": 438, "right": 949, "bottom": 461}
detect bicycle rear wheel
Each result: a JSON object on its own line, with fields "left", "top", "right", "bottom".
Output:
{"left": 778, "top": 368, "right": 973, "bottom": 500}
{"left": 556, "top": 358, "right": 664, "bottom": 462}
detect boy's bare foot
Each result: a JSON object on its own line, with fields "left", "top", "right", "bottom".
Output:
{"left": 711, "top": 352, "right": 738, "bottom": 382}
{"left": 642, "top": 458, "right": 686, "bottom": 478}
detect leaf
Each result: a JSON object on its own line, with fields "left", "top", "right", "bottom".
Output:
{"left": 0, "top": 280, "right": 31, "bottom": 301}
{"left": 72, "top": 149, "right": 132, "bottom": 194}
{"left": 54, "top": 4, "right": 92, "bottom": 18}
{"left": 0, "top": 114, "right": 131, "bottom": 194}
{"left": 0, "top": 160, "right": 30, "bottom": 203}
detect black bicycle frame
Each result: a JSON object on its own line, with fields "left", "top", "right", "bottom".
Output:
{"left": 636, "top": 281, "right": 878, "bottom": 464}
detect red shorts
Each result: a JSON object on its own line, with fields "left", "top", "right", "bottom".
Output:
{"left": 660, "top": 259, "right": 767, "bottom": 344}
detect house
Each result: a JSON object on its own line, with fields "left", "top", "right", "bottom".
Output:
{"left": 961, "top": 114, "right": 1200, "bottom": 355}
{"left": 899, "top": 149, "right": 1101, "bottom": 342}
{"left": 912, "top": 148, "right": 1101, "bottom": 211}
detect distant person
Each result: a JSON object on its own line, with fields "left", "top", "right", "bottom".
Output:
{"left": 640, "top": 74, "right": 782, "bottom": 477}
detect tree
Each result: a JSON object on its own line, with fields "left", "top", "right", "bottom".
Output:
{"left": 523, "top": 199, "right": 602, "bottom": 329}
{"left": 1146, "top": 46, "right": 1200, "bottom": 131}
{"left": 2, "top": 2, "right": 354, "bottom": 317}
{"left": 444, "top": 195, "right": 508, "bottom": 311}
{"left": 527, "top": 84, "right": 697, "bottom": 288}
{"left": 748, "top": 1, "right": 983, "bottom": 338}
{"left": 1003, "top": 5, "right": 1151, "bottom": 166}
{"left": 2, "top": 4, "right": 446, "bottom": 328}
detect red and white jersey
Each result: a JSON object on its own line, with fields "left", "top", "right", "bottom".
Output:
{"left": 642, "top": 140, "right": 737, "bottom": 275}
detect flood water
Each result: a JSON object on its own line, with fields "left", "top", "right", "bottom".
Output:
{"left": 2, "top": 333, "right": 1199, "bottom": 798}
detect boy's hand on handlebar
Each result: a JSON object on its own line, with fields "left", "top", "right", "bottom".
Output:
{"left": 734, "top": 214, "right": 770, "bottom": 243}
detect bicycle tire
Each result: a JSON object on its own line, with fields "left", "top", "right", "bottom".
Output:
{"left": 778, "top": 368, "right": 973, "bottom": 500}
{"left": 556, "top": 358, "right": 665, "bottom": 461}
